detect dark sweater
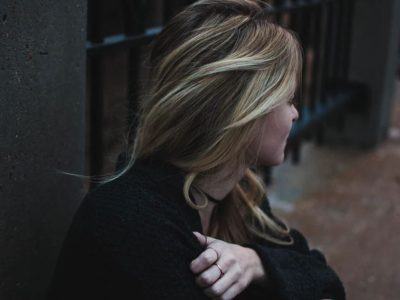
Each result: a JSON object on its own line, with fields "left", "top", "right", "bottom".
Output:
{"left": 47, "top": 157, "right": 345, "bottom": 300}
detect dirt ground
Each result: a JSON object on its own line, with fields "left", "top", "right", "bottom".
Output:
{"left": 269, "top": 86, "right": 400, "bottom": 299}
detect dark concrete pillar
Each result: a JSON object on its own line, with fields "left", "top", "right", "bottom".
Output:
{"left": 0, "top": 1, "right": 87, "bottom": 299}
{"left": 346, "top": 0, "right": 400, "bottom": 147}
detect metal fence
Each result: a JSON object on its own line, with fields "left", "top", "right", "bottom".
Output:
{"left": 86, "top": 0, "right": 367, "bottom": 184}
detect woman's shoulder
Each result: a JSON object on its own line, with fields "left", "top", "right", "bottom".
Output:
{"left": 86, "top": 164, "right": 181, "bottom": 223}
{"left": 69, "top": 164, "right": 190, "bottom": 251}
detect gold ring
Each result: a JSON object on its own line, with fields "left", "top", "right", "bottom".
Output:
{"left": 214, "top": 263, "right": 225, "bottom": 276}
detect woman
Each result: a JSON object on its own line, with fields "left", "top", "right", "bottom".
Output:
{"left": 47, "top": 0, "right": 345, "bottom": 299}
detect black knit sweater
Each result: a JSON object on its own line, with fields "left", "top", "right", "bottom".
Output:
{"left": 47, "top": 157, "right": 345, "bottom": 300}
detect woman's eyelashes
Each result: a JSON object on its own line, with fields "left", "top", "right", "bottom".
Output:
{"left": 288, "top": 96, "right": 299, "bottom": 107}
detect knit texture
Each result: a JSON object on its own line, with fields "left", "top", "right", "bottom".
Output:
{"left": 46, "top": 157, "right": 345, "bottom": 300}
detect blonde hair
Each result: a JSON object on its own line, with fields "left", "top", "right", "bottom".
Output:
{"left": 102, "top": 0, "right": 302, "bottom": 245}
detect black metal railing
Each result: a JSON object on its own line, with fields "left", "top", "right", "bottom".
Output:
{"left": 86, "top": 0, "right": 367, "bottom": 184}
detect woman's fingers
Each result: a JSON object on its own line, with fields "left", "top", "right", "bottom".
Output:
{"left": 195, "top": 264, "right": 222, "bottom": 287}
{"left": 193, "top": 231, "right": 217, "bottom": 246}
{"left": 190, "top": 247, "right": 219, "bottom": 274}
{"left": 203, "top": 265, "right": 241, "bottom": 298}
{"left": 191, "top": 232, "right": 223, "bottom": 274}
{"left": 192, "top": 231, "right": 207, "bottom": 246}
{"left": 212, "top": 280, "right": 245, "bottom": 300}
{"left": 191, "top": 233, "right": 254, "bottom": 299}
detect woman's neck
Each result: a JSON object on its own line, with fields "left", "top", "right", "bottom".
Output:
{"left": 196, "top": 164, "right": 246, "bottom": 201}
{"left": 193, "top": 164, "right": 247, "bottom": 233}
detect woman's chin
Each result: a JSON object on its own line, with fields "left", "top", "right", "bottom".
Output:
{"left": 253, "top": 154, "right": 285, "bottom": 167}
{"left": 270, "top": 157, "right": 284, "bottom": 167}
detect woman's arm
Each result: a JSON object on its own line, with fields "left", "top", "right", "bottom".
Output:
{"left": 190, "top": 230, "right": 344, "bottom": 300}
{"left": 190, "top": 197, "right": 345, "bottom": 300}
{"left": 100, "top": 196, "right": 214, "bottom": 300}
{"left": 48, "top": 189, "right": 213, "bottom": 300}
{"left": 242, "top": 239, "right": 345, "bottom": 300}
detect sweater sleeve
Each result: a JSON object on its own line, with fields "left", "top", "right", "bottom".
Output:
{"left": 47, "top": 185, "right": 213, "bottom": 300}
{"left": 241, "top": 198, "right": 346, "bottom": 300}
{"left": 96, "top": 189, "right": 212, "bottom": 300}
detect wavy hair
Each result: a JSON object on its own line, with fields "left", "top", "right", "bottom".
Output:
{"left": 102, "top": 0, "right": 303, "bottom": 245}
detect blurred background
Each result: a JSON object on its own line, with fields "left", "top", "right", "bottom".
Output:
{"left": 1, "top": 0, "right": 399, "bottom": 299}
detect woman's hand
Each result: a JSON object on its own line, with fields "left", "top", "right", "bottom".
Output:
{"left": 190, "top": 231, "right": 267, "bottom": 300}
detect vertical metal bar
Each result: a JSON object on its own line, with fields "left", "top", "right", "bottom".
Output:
{"left": 163, "top": 0, "right": 187, "bottom": 23}
{"left": 287, "top": 5, "right": 309, "bottom": 122}
{"left": 309, "top": 4, "right": 322, "bottom": 111}
{"left": 87, "top": 0, "right": 104, "bottom": 185}
{"left": 262, "top": 167, "right": 273, "bottom": 186}
{"left": 301, "top": 6, "right": 312, "bottom": 109}
{"left": 341, "top": 0, "right": 356, "bottom": 80}
{"left": 333, "top": 0, "right": 344, "bottom": 82}
{"left": 121, "top": 0, "right": 146, "bottom": 35}
{"left": 315, "top": 124, "right": 325, "bottom": 146}
{"left": 274, "top": 12, "right": 282, "bottom": 25}
{"left": 120, "top": 0, "right": 148, "bottom": 144}
{"left": 291, "top": 139, "right": 301, "bottom": 164}
{"left": 328, "top": 0, "right": 339, "bottom": 86}
{"left": 320, "top": 1, "right": 332, "bottom": 104}
{"left": 315, "top": 2, "right": 327, "bottom": 106}
{"left": 149, "top": 0, "right": 165, "bottom": 27}
{"left": 274, "top": 0, "right": 286, "bottom": 24}
{"left": 331, "top": 0, "right": 347, "bottom": 131}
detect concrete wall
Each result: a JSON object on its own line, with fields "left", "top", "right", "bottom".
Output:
{"left": 0, "top": 1, "right": 87, "bottom": 299}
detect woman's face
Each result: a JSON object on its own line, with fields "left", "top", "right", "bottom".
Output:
{"left": 247, "top": 97, "right": 299, "bottom": 166}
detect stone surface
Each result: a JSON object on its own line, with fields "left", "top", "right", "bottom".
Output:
{"left": 0, "top": 1, "right": 87, "bottom": 299}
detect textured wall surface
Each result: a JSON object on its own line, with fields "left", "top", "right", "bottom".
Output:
{"left": 0, "top": 1, "right": 87, "bottom": 299}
